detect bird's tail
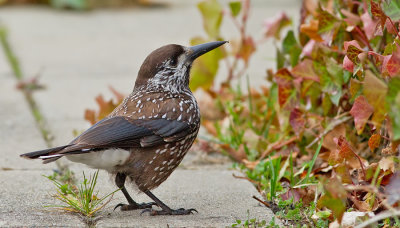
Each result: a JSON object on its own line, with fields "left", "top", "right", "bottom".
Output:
{"left": 20, "top": 145, "right": 70, "bottom": 164}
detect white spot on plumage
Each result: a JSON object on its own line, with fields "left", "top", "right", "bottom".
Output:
{"left": 162, "top": 113, "right": 167, "bottom": 119}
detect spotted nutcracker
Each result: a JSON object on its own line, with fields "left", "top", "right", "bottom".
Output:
{"left": 20, "top": 41, "right": 228, "bottom": 216}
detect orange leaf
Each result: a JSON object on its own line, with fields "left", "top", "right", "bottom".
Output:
{"left": 84, "top": 109, "right": 96, "bottom": 125}
{"left": 274, "top": 68, "right": 294, "bottom": 107}
{"left": 237, "top": 36, "right": 256, "bottom": 65}
{"left": 368, "top": 134, "right": 381, "bottom": 151}
{"left": 300, "top": 19, "right": 323, "bottom": 42}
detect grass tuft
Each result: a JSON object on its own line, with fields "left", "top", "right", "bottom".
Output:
{"left": 45, "top": 170, "right": 119, "bottom": 218}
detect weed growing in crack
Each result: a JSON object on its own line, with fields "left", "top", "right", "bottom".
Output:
{"left": 44, "top": 170, "right": 119, "bottom": 226}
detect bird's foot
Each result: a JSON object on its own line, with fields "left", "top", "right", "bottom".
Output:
{"left": 114, "top": 202, "right": 156, "bottom": 211}
{"left": 141, "top": 208, "right": 198, "bottom": 216}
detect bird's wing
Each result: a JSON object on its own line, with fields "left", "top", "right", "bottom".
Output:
{"left": 20, "top": 116, "right": 195, "bottom": 161}
{"left": 64, "top": 116, "right": 193, "bottom": 152}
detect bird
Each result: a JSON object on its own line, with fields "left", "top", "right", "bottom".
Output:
{"left": 20, "top": 41, "right": 228, "bottom": 216}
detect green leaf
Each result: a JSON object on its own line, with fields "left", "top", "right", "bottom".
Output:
{"left": 282, "top": 31, "right": 301, "bottom": 67}
{"left": 50, "top": 0, "right": 90, "bottom": 10}
{"left": 276, "top": 48, "right": 285, "bottom": 69}
{"left": 363, "top": 71, "right": 388, "bottom": 129}
{"left": 282, "top": 31, "right": 297, "bottom": 53}
{"left": 387, "top": 78, "right": 400, "bottom": 140}
{"left": 198, "top": 0, "right": 223, "bottom": 39}
{"left": 317, "top": 7, "right": 339, "bottom": 33}
{"left": 317, "top": 177, "right": 347, "bottom": 223}
{"left": 382, "top": 0, "right": 400, "bottom": 21}
{"left": 316, "top": 210, "right": 331, "bottom": 219}
{"left": 229, "top": 1, "right": 242, "bottom": 17}
{"left": 189, "top": 37, "right": 224, "bottom": 91}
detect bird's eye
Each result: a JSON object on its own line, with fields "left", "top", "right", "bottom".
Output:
{"left": 170, "top": 59, "right": 176, "bottom": 65}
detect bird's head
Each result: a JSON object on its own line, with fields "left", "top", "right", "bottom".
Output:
{"left": 134, "top": 41, "right": 227, "bottom": 93}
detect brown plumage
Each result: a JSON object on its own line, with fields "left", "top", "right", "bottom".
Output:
{"left": 20, "top": 41, "right": 227, "bottom": 216}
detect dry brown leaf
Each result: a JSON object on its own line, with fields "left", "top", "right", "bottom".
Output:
{"left": 379, "top": 157, "right": 395, "bottom": 173}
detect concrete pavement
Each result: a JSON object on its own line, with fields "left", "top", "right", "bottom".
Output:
{"left": 0, "top": 1, "right": 299, "bottom": 226}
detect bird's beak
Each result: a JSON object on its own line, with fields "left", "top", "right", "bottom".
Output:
{"left": 188, "top": 41, "right": 228, "bottom": 61}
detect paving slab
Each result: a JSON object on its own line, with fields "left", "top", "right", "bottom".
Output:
{"left": 0, "top": 167, "right": 281, "bottom": 227}
{"left": 0, "top": 76, "right": 56, "bottom": 170}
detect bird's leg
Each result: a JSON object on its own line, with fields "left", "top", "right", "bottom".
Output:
{"left": 141, "top": 190, "right": 197, "bottom": 216}
{"left": 114, "top": 173, "right": 156, "bottom": 211}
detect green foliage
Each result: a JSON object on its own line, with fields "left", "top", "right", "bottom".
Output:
{"left": 198, "top": 0, "right": 223, "bottom": 39}
{"left": 0, "top": 25, "right": 22, "bottom": 79}
{"left": 45, "top": 170, "right": 119, "bottom": 218}
{"left": 194, "top": 0, "right": 400, "bottom": 226}
{"left": 229, "top": 1, "right": 241, "bottom": 18}
{"left": 50, "top": 0, "right": 89, "bottom": 10}
{"left": 189, "top": 37, "right": 225, "bottom": 91}
{"left": 231, "top": 210, "right": 268, "bottom": 228}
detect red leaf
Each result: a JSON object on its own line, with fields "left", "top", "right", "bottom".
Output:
{"left": 370, "top": 1, "right": 387, "bottom": 27}
{"left": 289, "top": 108, "right": 305, "bottom": 135}
{"left": 368, "top": 51, "right": 384, "bottom": 70}
{"left": 264, "top": 12, "right": 291, "bottom": 39}
{"left": 274, "top": 68, "right": 293, "bottom": 107}
{"left": 385, "top": 18, "right": 398, "bottom": 35}
{"left": 301, "top": 39, "right": 315, "bottom": 57}
{"left": 344, "top": 40, "right": 363, "bottom": 64}
{"left": 341, "top": 9, "right": 360, "bottom": 27}
{"left": 361, "top": 11, "right": 379, "bottom": 40}
{"left": 382, "top": 47, "right": 400, "bottom": 77}
{"left": 343, "top": 55, "right": 354, "bottom": 72}
{"left": 337, "top": 136, "right": 356, "bottom": 161}
{"left": 368, "top": 134, "right": 381, "bottom": 151}
{"left": 350, "top": 96, "right": 374, "bottom": 134}
{"left": 291, "top": 59, "right": 319, "bottom": 82}
{"left": 280, "top": 188, "right": 301, "bottom": 203}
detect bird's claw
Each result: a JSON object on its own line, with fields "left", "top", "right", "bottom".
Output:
{"left": 114, "top": 202, "right": 156, "bottom": 211}
{"left": 141, "top": 207, "right": 198, "bottom": 216}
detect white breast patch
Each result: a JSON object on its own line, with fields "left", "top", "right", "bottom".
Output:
{"left": 66, "top": 148, "right": 130, "bottom": 171}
